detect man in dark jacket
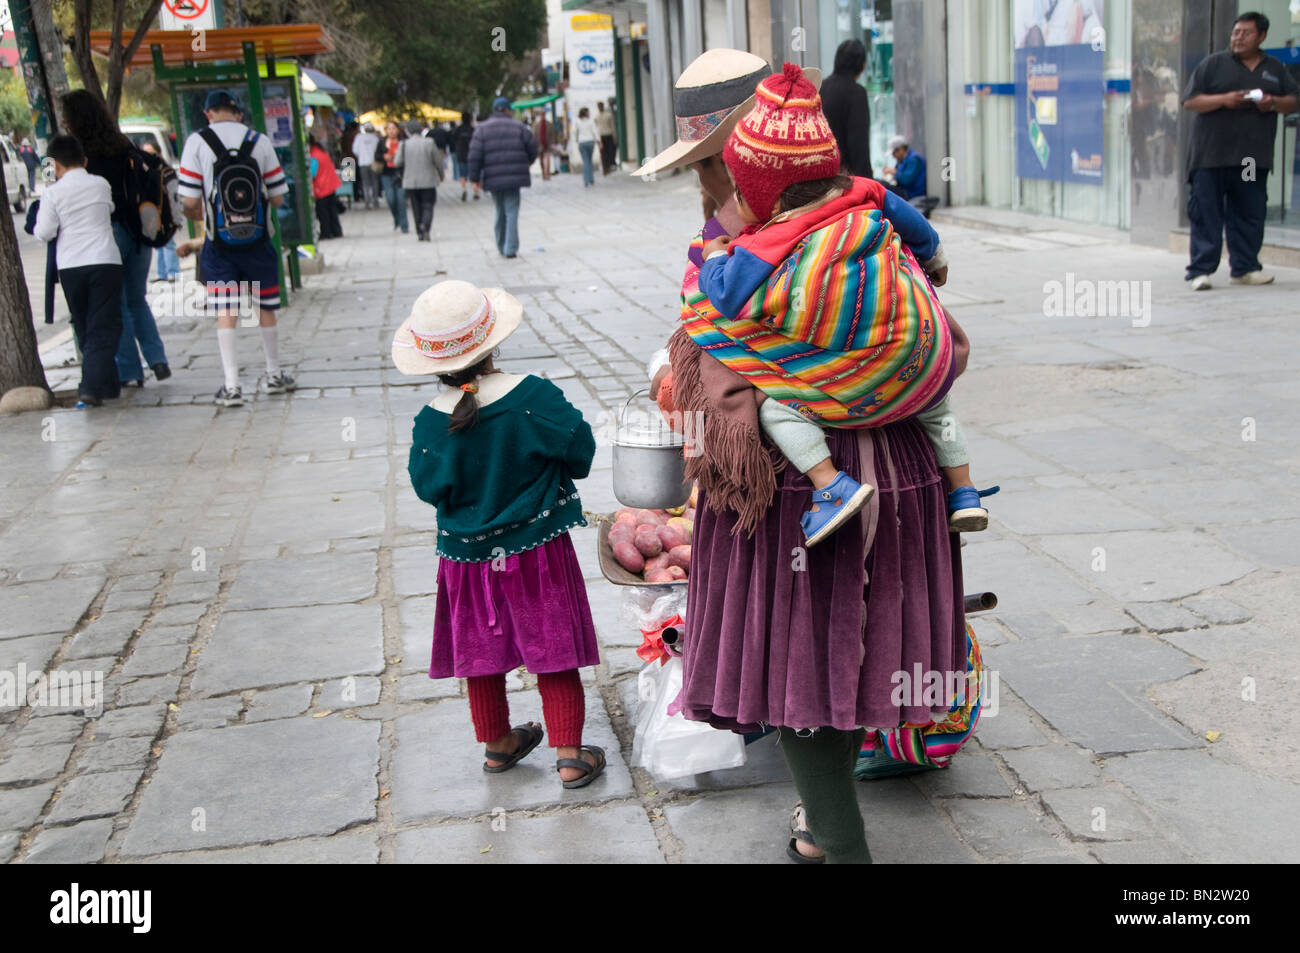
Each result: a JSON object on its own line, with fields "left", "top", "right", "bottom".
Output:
{"left": 820, "top": 39, "right": 873, "bottom": 179}
{"left": 468, "top": 97, "right": 538, "bottom": 258}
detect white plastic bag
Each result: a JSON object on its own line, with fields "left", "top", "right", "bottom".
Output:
{"left": 631, "top": 657, "right": 747, "bottom": 780}
{"left": 619, "top": 587, "right": 687, "bottom": 634}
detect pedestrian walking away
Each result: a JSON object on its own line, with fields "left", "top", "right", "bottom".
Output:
{"left": 32, "top": 135, "right": 124, "bottom": 408}
{"left": 396, "top": 119, "right": 444, "bottom": 241}
{"left": 468, "top": 96, "right": 538, "bottom": 258}
{"left": 176, "top": 88, "right": 295, "bottom": 407}
{"left": 574, "top": 107, "right": 598, "bottom": 187}
{"left": 61, "top": 89, "right": 172, "bottom": 388}
{"left": 393, "top": 279, "right": 607, "bottom": 789}
{"left": 353, "top": 122, "right": 381, "bottom": 208}
{"left": 595, "top": 100, "right": 618, "bottom": 174}
{"left": 381, "top": 121, "right": 410, "bottom": 232}
{"left": 19, "top": 137, "right": 41, "bottom": 191}
{"left": 531, "top": 111, "right": 550, "bottom": 181}
{"left": 1181, "top": 11, "right": 1299, "bottom": 290}
{"left": 454, "top": 113, "right": 476, "bottom": 197}
{"left": 820, "top": 39, "right": 874, "bottom": 179}
{"left": 309, "top": 133, "right": 344, "bottom": 239}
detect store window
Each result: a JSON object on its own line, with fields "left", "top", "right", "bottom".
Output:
{"left": 817, "top": 0, "right": 895, "bottom": 168}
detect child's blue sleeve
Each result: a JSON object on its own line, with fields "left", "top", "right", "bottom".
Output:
{"left": 698, "top": 246, "right": 777, "bottom": 319}
{"left": 882, "top": 190, "right": 940, "bottom": 263}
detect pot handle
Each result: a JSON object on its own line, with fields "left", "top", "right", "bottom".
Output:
{"left": 618, "top": 387, "right": 651, "bottom": 427}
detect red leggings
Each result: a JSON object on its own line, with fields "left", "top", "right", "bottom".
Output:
{"left": 466, "top": 669, "right": 584, "bottom": 747}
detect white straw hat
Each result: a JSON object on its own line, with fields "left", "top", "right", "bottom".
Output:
{"left": 634, "top": 50, "right": 821, "bottom": 177}
{"left": 391, "top": 280, "right": 522, "bottom": 376}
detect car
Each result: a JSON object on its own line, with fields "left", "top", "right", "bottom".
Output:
{"left": 121, "top": 119, "right": 179, "bottom": 167}
{"left": 0, "top": 135, "right": 31, "bottom": 212}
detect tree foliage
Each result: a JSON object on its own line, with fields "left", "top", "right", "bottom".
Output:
{"left": 0, "top": 73, "right": 35, "bottom": 139}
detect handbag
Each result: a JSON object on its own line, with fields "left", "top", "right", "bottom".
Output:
{"left": 370, "top": 158, "right": 385, "bottom": 174}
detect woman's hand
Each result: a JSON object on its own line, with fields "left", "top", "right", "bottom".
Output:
{"left": 703, "top": 235, "right": 732, "bottom": 258}
{"left": 650, "top": 365, "right": 670, "bottom": 401}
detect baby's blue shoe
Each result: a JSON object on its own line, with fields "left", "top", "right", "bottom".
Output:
{"left": 801, "top": 471, "right": 876, "bottom": 548}
{"left": 948, "top": 485, "right": 1000, "bottom": 532}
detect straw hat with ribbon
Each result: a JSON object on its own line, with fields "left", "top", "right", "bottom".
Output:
{"left": 391, "top": 280, "right": 522, "bottom": 376}
{"left": 633, "top": 49, "right": 821, "bottom": 178}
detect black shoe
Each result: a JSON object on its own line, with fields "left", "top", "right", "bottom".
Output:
{"left": 122, "top": 378, "right": 143, "bottom": 388}
{"left": 151, "top": 362, "right": 172, "bottom": 381}
{"left": 76, "top": 392, "right": 103, "bottom": 407}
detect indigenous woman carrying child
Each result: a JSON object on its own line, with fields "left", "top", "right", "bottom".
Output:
{"left": 393, "top": 280, "right": 607, "bottom": 788}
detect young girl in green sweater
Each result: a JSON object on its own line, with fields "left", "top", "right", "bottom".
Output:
{"left": 393, "top": 279, "right": 607, "bottom": 788}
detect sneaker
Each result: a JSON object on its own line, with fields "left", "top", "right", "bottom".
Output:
{"left": 1230, "top": 270, "right": 1274, "bottom": 286}
{"left": 461, "top": 190, "right": 467, "bottom": 202}
{"left": 264, "top": 372, "right": 297, "bottom": 394}
{"left": 800, "top": 471, "right": 876, "bottom": 548}
{"left": 151, "top": 362, "right": 172, "bottom": 381}
{"left": 948, "top": 485, "right": 1000, "bottom": 533}
{"left": 1190, "top": 274, "right": 1212, "bottom": 291}
{"left": 214, "top": 385, "right": 244, "bottom": 407}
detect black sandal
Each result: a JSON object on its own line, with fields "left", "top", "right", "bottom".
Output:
{"left": 786, "top": 802, "right": 825, "bottom": 864}
{"left": 483, "top": 722, "right": 544, "bottom": 773}
{"left": 556, "top": 745, "right": 606, "bottom": 789}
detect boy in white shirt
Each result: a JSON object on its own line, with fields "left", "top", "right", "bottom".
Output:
{"left": 33, "top": 135, "right": 123, "bottom": 407}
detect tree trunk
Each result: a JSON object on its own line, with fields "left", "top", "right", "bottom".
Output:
{"left": 29, "top": 0, "right": 72, "bottom": 135}
{"left": 0, "top": 161, "right": 50, "bottom": 395}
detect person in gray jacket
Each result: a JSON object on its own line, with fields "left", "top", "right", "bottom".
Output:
{"left": 396, "top": 120, "right": 445, "bottom": 242}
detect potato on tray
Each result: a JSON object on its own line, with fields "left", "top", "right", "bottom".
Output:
{"left": 596, "top": 502, "right": 696, "bottom": 587}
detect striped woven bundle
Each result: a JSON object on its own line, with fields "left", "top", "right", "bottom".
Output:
{"left": 855, "top": 623, "right": 985, "bottom": 779}
{"left": 679, "top": 203, "right": 953, "bottom": 428}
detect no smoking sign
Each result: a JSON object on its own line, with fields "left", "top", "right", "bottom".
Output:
{"left": 160, "top": 0, "right": 216, "bottom": 30}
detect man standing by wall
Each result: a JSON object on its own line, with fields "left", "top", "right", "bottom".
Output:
{"left": 1182, "top": 11, "right": 1299, "bottom": 290}
{"left": 468, "top": 97, "right": 538, "bottom": 259}
{"left": 595, "top": 101, "right": 618, "bottom": 175}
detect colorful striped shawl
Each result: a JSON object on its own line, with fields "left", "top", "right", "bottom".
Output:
{"left": 679, "top": 178, "right": 953, "bottom": 428}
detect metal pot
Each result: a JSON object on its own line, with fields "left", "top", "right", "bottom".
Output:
{"left": 612, "top": 390, "right": 690, "bottom": 509}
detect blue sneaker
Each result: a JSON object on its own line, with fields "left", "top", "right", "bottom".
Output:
{"left": 801, "top": 471, "right": 876, "bottom": 548}
{"left": 948, "top": 485, "right": 1000, "bottom": 532}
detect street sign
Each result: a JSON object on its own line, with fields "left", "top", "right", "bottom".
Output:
{"left": 160, "top": 0, "right": 217, "bottom": 31}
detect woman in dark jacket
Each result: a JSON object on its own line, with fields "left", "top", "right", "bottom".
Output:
{"left": 60, "top": 89, "right": 171, "bottom": 387}
{"left": 819, "top": 39, "right": 874, "bottom": 179}
{"left": 467, "top": 98, "right": 537, "bottom": 258}
{"left": 453, "top": 116, "right": 475, "bottom": 201}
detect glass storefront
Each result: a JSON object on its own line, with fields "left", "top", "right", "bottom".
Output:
{"left": 815, "top": 0, "right": 897, "bottom": 171}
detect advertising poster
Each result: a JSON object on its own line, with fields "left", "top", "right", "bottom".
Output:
{"left": 1013, "top": 0, "right": 1105, "bottom": 185}
{"left": 565, "top": 12, "right": 616, "bottom": 110}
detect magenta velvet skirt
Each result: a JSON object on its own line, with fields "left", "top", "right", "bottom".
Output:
{"left": 679, "top": 419, "right": 966, "bottom": 732}
{"left": 430, "top": 532, "right": 600, "bottom": 679}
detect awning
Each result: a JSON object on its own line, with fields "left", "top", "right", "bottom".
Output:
{"left": 301, "top": 66, "right": 347, "bottom": 95}
{"left": 303, "top": 90, "right": 334, "bottom": 107}
{"left": 358, "top": 103, "right": 462, "bottom": 125}
{"left": 89, "top": 25, "right": 334, "bottom": 68}
{"left": 510, "top": 93, "right": 563, "bottom": 110}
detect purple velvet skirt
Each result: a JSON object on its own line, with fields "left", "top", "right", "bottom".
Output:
{"left": 679, "top": 419, "right": 965, "bottom": 732}
{"left": 430, "top": 533, "right": 600, "bottom": 679}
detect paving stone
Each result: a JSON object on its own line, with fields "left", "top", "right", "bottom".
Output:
{"left": 390, "top": 546, "right": 437, "bottom": 598}
{"left": 1001, "top": 745, "right": 1103, "bottom": 792}
{"left": 0, "top": 633, "right": 62, "bottom": 678}
{"left": 0, "top": 831, "right": 17, "bottom": 862}
{"left": 101, "top": 588, "right": 156, "bottom": 613}
{"left": 1159, "top": 623, "right": 1289, "bottom": 662}
{"left": 150, "top": 603, "right": 207, "bottom": 626}
{"left": 984, "top": 635, "right": 1200, "bottom": 755}
{"left": 394, "top": 804, "right": 663, "bottom": 863}
{"left": 961, "top": 538, "right": 1095, "bottom": 611}
{"left": 1180, "top": 596, "right": 1252, "bottom": 626}
{"left": 913, "top": 749, "right": 1013, "bottom": 797}
{"left": 1040, "top": 786, "right": 1156, "bottom": 842}
{"left": 319, "top": 675, "right": 382, "bottom": 709}
{"left": 604, "top": 647, "right": 646, "bottom": 678}
{"left": 943, "top": 798, "right": 1077, "bottom": 861}
{"left": 245, "top": 685, "right": 313, "bottom": 723}
{"left": 165, "top": 580, "right": 221, "bottom": 605}
{"left": 115, "top": 674, "right": 181, "bottom": 708}
{"left": 241, "top": 489, "right": 385, "bottom": 548}
{"left": 1089, "top": 839, "right": 1195, "bottom": 864}
{"left": 1052, "top": 603, "right": 1139, "bottom": 635}
{"left": 397, "top": 673, "right": 460, "bottom": 702}
{"left": 121, "top": 716, "right": 380, "bottom": 855}
{"left": 65, "top": 611, "right": 144, "bottom": 659}
{"left": 135, "top": 624, "right": 197, "bottom": 649}
{"left": 399, "top": 597, "right": 435, "bottom": 674}
{"left": 138, "top": 831, "right": 380, "bottom": 863}
{"left": 45, "top": 769, "right": 141, "bottom": 825}
{"left": 1125, "top": 602, "right": 1206, "bottom": 634}
{"left": 115, "top": 572, "right": 164, "bottom": 591}
{"left": 0, "top": 782, "right": 56, "bottom": 831}
{"left": 967, "top": 616, "right": 1010, "bottom": 647}
{"left": 0, "top": 577, "right": 105, "bottom": 640}
{"left": 193, "top": 604, "right": 384, "bottom": 693}
{"left": 225, "top": 552, "right": 378, "bottom": 610}
{"left": 120, "top": 643, "right": 190, "bottom": 678}
{"left": 390, "top": 689, "right": 632, "bottom": 824}
{"left": 91, "top": 704, "right": 166, "bottom": 740}
{"left": 77, "top": 735, "right": 155, "bottom": 774}
{"left": 0, "top": 743, "right": 74, "bottom": 783}
{"left": 997, "top": 611, "right": 1066, "bottom": 640}
{"left": 177, "top": 695, "right": 245, "bottom": 729}
{"left": 969, "top": 693, "right": 1050, "bottom": 750}
{"left": 1104, "top": 749, "right": 1300, "bottom": 863}
{"left": 24, "top": 818, "right": 114, "bottom": 863}
{"left": 11, "top": 714, "right": 85, "bottom": 747}
{"left": 990, "top": 487, "right": 1165, "bottom": 535}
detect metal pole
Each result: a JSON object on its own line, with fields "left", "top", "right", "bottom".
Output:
{"left": 613, "top": 24, "right": 626, "bottom": 168}
{"left": 630, "top": 38, "right": 646, "bottom": 164}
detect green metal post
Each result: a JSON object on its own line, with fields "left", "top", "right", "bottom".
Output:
{"left": 612, "top": 24, "right": 625, "bottom": 167}
{"left": 241, "top": 40, "right": 287, "bottom": 306}
{"left": 630, "top": 38, "right": 645, "bottom": 165}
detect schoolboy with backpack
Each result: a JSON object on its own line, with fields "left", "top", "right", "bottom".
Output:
{"left": 176, "top": 89, "right": 294, "bottom": 407}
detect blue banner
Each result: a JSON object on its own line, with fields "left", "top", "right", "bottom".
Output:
{"left": 1014, "top": 43, "right": 1105, "bottom": 185}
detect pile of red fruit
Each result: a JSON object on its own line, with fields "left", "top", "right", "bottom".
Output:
{"left": 608, "top": 486, "right": 698, "bottom": 584}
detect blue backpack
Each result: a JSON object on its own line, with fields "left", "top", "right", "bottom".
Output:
{"left": 198, "top": 126, "right": 267, "bottom": 247}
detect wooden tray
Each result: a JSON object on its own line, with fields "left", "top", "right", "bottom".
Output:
{"left": 595, "top": 516, "right": 687, "bottom": 588}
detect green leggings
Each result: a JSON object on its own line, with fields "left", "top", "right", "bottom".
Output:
{"left": 778, "top": 726, "right": 873, "bottom": 864}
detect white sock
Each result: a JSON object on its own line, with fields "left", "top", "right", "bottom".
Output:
{"left": 217, "top": 328, "right": 239, "bottom": 390}
{"left": 260, "top": 326, "right": 280, "bottom": 375}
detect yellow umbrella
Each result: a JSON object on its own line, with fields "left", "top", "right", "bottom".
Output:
{"left": 359, "top": 103, "right": 462, "bottom": 126}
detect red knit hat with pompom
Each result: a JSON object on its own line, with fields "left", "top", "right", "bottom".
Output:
{"left": 722, "top": 62, "right": 842, "bottom": 223}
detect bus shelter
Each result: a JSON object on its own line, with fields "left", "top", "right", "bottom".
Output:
{"left": 89, "top": 25, "right": 334, "bottom": 300}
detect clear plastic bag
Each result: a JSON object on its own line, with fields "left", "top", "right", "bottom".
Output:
{"left": 619, "top": 587, "right": 687, "bottom": 634}
{"left": 631, "top": 657, "right": 747, "bottom": 780}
